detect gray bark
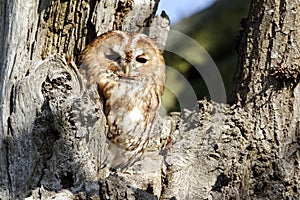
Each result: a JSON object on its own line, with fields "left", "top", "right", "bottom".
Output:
{"left": 0, "top": 0, "right": 169, "bottom": 199}
{"left": 0, "top": 0, "right": 299, "bottom": 199}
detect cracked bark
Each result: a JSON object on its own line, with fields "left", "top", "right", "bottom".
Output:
{"left": 0, "top": 0, "right": 299, "bottom": 199}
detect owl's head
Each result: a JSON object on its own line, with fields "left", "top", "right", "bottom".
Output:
{"left": 79, "top": 30, "right": 166, "bottom": 85}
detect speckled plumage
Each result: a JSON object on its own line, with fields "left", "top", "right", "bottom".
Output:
{"left": 78, "top": 31, "right": 166, "bottom": 168}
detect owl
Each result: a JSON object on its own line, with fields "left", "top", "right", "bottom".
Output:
{"left": 78, "top": 31, "right": 166, "bottom": 169}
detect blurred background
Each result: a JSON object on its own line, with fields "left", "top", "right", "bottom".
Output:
{"left": 156, "top": 0, "right": 251, "bottom": 113}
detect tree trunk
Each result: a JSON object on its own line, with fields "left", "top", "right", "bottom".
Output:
{"left": 0, "top": 0, "right": 299, "bottom": 200}
{"left": 0, "top": 0, "right": 169, "bottom": 199}
{"left": 227, "top": 0, "right": 300, "bottom": 198}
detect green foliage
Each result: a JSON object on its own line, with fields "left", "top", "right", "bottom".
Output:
{"left": 162, "top": 0, "right": 251, "bottom": 112}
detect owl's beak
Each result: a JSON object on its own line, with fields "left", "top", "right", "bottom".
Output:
{"left": 124, "top": 65, "right": 130, "bottom": 75}
{"left": 120, "top": 58, "right": 131, "bottom": 76}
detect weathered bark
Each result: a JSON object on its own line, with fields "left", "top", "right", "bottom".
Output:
{"left": 0, "top": 0, "right": 299, "bottom": 199}
{"left": 228, "top": 0, "right": 300, "bottom": 198}
{"left": 0, "top": 0, "right": 169, "bottom": 199}
{"left": 162, "top": 0, "right": 299, "bottom": 199}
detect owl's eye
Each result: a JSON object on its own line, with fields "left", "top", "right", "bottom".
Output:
{"left": 105, "top": 52, "right": 121, "bottom": 61}
{"left": 136, "top": 55, "right": 148, "bottom": 63}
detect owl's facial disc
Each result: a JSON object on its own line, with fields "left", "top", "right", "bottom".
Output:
{"left": 104, "top": 46, "right": 152, "bottom": 78}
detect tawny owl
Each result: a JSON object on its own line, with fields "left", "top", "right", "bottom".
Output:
{"left": 78, "top": 30, "right": 166, "bottom": 169}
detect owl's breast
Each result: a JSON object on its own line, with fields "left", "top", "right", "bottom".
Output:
{"left": 102, "top": 79, "right": 158, "bottom": 148}
{"left": 104, "top": 81, "right": 149, "bottom": 127}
